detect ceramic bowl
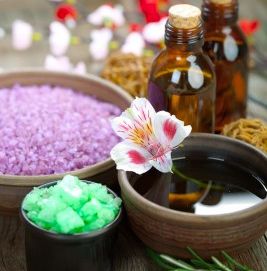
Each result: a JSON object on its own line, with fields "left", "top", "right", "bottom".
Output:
{"left": 0, "top": 70, "right": 132, "bottom": 214}
{"left": 21, "top": 180, "right": 122, "bottom": 271}
{"left": 118, "top": 133, "right": 267, "bottom": 258}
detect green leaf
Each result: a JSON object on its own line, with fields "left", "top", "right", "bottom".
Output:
{"left": 187, "top": 247, "right": 215, "bottom": 269}
{"left": 146, "top": 248, "right": 174, "bottom": 270}
{"left": 147, "top": 247, "right": 255, "bottom": 271}
{"left": 211, "top": 256, "right": 232, "bottom": 271}
{"left": 159, "top": 254, "right": 195, "bottom": 270}
{"left": 190, "top": 259, "right": 219, "bottom": 269}
{"left": 221, "top": 251, "right": 256, "bottom": 271}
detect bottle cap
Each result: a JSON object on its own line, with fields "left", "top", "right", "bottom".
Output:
{"left": 168, "top": 4, "right": 201, "bottom": 29}
{"left": 209, "top": 0, "right": 232, "bottom": 4}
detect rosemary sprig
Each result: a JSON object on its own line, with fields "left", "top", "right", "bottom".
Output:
{"left": 147, "top": 247, "right": 256, "bottom": 271}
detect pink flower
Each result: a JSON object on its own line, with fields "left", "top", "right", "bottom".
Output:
{"left": 49, "top": 21, "right": 70, "bottom": 56}
{"left": 142, "top": 17, "right": 167, "bottom": 44}
{"left": 12, "top": 20, "right": 33, "bottom": 50}
{"left": 44, "top": 54, "right": 86, "bottom": 75}
{"left": 121, "top": 32, "right": 145, "bottom": 56}
{"left": 87, "top": 4, "right": 125, "bottom": 28}
{"left": 110, "top": 98, "right": 191, "bottom": 174}
{"left": 89, "top": 28, "right": 113, "bottom": 60}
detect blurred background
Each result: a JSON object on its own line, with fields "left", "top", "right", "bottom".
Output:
{"left": 0, "top": 0, "right": 266, "bottom": 120}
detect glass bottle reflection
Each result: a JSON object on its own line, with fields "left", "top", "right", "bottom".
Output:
{"left": 202, "top": 0, "right": 249, "bottom": 133}
{"left": 148, "top": 6, "right": 216, "bottom": 133}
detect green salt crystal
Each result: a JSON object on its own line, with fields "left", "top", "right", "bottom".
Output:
{"left": 38, "top": 197, "right": 67, "bottom": 213}
{"left": 93, "top": 187, "right": 114, "bottom": 204}
{"left": 50, "top": 223, "right": 62, "bottom": 233}
{"left": 23, "top": 188, "right": 46, "bottom": 211}
{"left": 23, "top": 175, "right": 122, "bottom": 234}
{"left": 97, "top": 209, "right": 116, "bottom": 224}
{"left": 35, "top": 220, "right": 50, "bottom": 230}
{"left": 56, "top": 207, "right": 85, "bottom": 234}
{"left": 88, "top": 198, "right": 102, "bottom": 210}
{"left": 78, "top": 182, "right": 93, "bottom": 200}
{"left": 113, "top": 197, "right": 122, "bottom": 209}
{"left": 37, "top": 208, "right": 56, "bottom": 226}
{"left": 27, "top": 210, "right": 39, "bottom": 223}
{"left": 36, "top": 197, "right": 67, "bottom": 227}
{"left": 105, "top": 197, "right": 122, "bottom": 214}
{"left": 86, "top": 218, "right": 106, "bottom": 231}
{"left": 55, "top": 175, "right": 88, "bottom": 210}
{"left": 79, "top": 201, "right": 98, "bottom": 223}
{"left": 86, "top": 183, "right": 103, "bottom": 195}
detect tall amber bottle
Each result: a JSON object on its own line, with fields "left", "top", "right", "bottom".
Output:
{"left": 202, "top": 0, "right": 249, "bottom": 133}
{"left": 148, "top": 4, "right": 216, "bottom": 133}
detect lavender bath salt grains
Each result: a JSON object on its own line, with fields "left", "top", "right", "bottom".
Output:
{"left": 0, "top": 84, "right": 122, "bottom": 175}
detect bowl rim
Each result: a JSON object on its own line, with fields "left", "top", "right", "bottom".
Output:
{"left": 0, "top": 69, "right": 133, "bottom": 186}
{"left": 20, "top": 179, "right": 123, "bottom": 241}
{"left": 118, "top": 133, "right": 267, "bottom": 226}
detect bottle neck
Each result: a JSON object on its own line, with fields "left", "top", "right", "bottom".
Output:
{"left": 164, "top": 20, "right": 204, "bottom": 52}
{"left": 202, "top": 0, "right": 238, "bottom": 27}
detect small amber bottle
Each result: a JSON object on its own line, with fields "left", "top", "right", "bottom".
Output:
{"left": 202, "top": 0, "right": 249, "bottom": 133}
{"left": 148, "top": 4, "right": 216, "bottom": 133}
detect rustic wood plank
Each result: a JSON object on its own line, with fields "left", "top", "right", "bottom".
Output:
{"left": 231, "top": 234, "right": 267, "bottom": 271}
{"left": 0, "top": 215, "right": 266, "bottom": 271}
{"left": 112, "top": 221, "right": 161, "bottom": 271}
{"left": 0, "top": 216, "right": 26, "bottom": 271}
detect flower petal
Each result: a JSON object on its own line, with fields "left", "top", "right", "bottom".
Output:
{"left": 111, "top": 98, "right": 156, "bottom": 147}
{"left": 110, "top": 141, "right": 152, "bottom": 175}
{"left": 149, "top": 151, "right": 173, "bottom": 173}
{"left": 153, "top": 111, "right": 192, "bottom": 148}
{"left": 122, "top": 97, "right": 156, "bottom": 123}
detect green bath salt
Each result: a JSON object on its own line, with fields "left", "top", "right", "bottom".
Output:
{"left": 22, "top": 175, "right": 122, "bottom": 234}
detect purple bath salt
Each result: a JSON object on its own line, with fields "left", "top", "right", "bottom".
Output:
{"left": 0, "top": 84, "right": 122, "bottom": 175}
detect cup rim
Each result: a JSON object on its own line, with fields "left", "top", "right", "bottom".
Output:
{"left": 21, "top": 179, "right": 123, "bottom": 240}
{"left": 118, "top": 133, "right": 267, "bottom": 227}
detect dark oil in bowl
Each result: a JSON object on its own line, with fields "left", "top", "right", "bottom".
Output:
{"left": 132, "top": 158, "right": 267, "bottom": 215}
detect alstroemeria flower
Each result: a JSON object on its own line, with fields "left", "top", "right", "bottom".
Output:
{"left": 110, "top": 98, "right": 191, "bottom": 174}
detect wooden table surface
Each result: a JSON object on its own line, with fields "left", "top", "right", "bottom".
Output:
{"left": 0, "top": 213, "right": 266, "bottom": 271}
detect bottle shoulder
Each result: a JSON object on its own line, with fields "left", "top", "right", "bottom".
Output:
{"left": 149, "top": 49, "right": 216, "bottom": 94}
{"left": 150, "top": 49, "right": 215, "bottom": 78}
{"left": 203, "top": 24, "right": 249, "bottom": 63}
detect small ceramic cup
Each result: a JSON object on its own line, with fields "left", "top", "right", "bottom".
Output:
{"left": 118, "top": 133, "right": 267, "bottom": 258}
{"left": 21, "top": 181, "right": 122, "bottom": 271}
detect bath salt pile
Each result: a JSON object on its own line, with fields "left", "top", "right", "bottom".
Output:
{"left": 0, "top": 84, "right": 122, "bottom": 175}
{"left": 23, "top": 175, "right": 122, "bottom": 234}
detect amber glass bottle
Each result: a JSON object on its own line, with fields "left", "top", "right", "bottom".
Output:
{"left": 148, "top": 4, "right": 216, "bottom": 133}
{"left": 202, "top": 0, "right": 248, "bottom": 133}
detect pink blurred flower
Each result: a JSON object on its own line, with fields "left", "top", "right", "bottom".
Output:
{"left": 49, "top": 21, "right": 70, "bottom": 56}
{"left": 87, "top": 4, "right": 125, "bottom": 28}
{"left": 121, "top": 32, "right": 145, "bottom": 56}
{"left": 110, "top": 98, "right": 191, "bottom": 174}
{"left": 12, "top": 20, "right": 33, "bottom": 50}
{"left": 89, "top": 28, "right": 113, "bottom": 60}
{"left": 44, "top": 54, "right": 86, "bottom": 75}
{"left": 142, "top": 17, "right": 167, "bottom": 44}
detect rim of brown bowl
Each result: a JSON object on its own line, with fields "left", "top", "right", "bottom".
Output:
{"left": 0, "top": 69, "right": 133, "bottom": 187}
{"left": 118, "top": 133, "right": 267, "bottom": 229}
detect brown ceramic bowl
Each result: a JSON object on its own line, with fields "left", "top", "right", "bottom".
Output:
{"left": 0, "top": 70, "right": 132, "bottom": 214}
{"left": 118, "top": 133, "right": 267, "bottom": 258}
